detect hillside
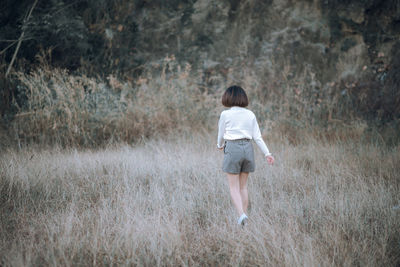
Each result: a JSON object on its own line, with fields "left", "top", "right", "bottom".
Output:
{"left": 1, "top": 0, "right": 399, "bottom": 145}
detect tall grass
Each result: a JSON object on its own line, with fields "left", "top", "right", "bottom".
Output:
{"left": 9, "top": 56, "right": 217, "bottom": 147}
{"left": 1, "top": 134, "right": 399, "bottom": 266}
{"left": 8, "top": 54, "right": 388, "bottom": 148}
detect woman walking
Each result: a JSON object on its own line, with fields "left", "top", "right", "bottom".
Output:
{"left": 217, "top": 85, "right": 274, "bottom": 225}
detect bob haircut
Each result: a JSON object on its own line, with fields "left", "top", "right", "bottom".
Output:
{"left": 221, "top": 85, "right": 249, "bottom": 107}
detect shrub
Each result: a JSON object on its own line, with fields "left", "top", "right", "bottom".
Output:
{"left": 10, "top": 56, "right": 217, "bottom": 147}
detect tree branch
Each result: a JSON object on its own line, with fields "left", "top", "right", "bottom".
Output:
{"left": 5, "top": 0, "right": 39, "bottom": 78}
{"left": 0, "top": 40, "right": 19, "bottom": 55}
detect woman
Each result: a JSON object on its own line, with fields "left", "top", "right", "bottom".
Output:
{"left": 217, "top": 85, "right": 275, "bottom": 225}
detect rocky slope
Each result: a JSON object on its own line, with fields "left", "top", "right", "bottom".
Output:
{"left": 1, "top": 0, "right": 399, "bottom": 122}
{"left": 131, "top": 0, "right": 400, "bottom": 121}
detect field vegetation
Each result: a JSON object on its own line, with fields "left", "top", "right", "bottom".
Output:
{"left": 1, "top": 54, "right": 399, "bottom": 266}
{"left": 1, "top": 133, "right": 399, "bottom": 266}
{"left": 1, "top": 1, "right": 400, "bottom": 266}
{"left": 6, "top": 55, "right": 399, "bottom": 148}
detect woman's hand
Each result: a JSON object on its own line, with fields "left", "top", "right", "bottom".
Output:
{"left": 266, "top": 155, "right": 275, "bottom": 165}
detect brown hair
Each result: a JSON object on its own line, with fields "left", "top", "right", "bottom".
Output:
{"left": 221, "top": 85, "right": 249, "bottom": 107}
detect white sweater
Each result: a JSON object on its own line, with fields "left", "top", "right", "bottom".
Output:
{"left": 217, "top": 106, "right": 271, "bottom": 156}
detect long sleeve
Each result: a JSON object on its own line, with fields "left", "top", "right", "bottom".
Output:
{"left": 252, "top": 117, "right": 271, "bottom": 156}
{"left": 217, "top": 112, "right": 225, "bottom": 148}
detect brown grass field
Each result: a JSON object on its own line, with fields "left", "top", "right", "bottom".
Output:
{"left": 1, "top": 133, "right": 399, "bottom": 266}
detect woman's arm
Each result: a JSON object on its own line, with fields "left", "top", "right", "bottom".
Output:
{"left": 217, "top": 112, "right": 225, "bottom": 149}
{"left": 252, "top": 116, "right": 271, "bottom": 157}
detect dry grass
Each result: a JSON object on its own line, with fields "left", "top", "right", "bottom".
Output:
{"left": 10, "top": 57, "right": 217, "bottom": 147}
{"left": 8, "top": 54, "right": 378, "bottom": 149}
{"left": 1, "top": 134, "right": 399, "bottom": 266}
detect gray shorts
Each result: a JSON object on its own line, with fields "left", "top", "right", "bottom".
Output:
{"left": 222, "top": 139, "right": 255, "bottom": 174}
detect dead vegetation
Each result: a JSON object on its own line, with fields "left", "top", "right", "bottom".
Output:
{"left": 1, "top": 134, "right": 399, "bottom": 266}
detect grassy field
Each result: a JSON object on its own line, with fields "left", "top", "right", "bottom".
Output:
{"left": 1, "top": 134, "right": 399, "bottom": 266}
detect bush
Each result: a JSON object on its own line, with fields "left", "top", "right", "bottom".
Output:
{"left": 5, "top": 53, "right": 400, "bottom": 148}
{"left": 10, "top": 56, "right": 217, "bottom": 147}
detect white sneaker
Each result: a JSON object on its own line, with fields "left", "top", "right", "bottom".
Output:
{"left": 237, "top": 213, "right": 248, "bottom": 226}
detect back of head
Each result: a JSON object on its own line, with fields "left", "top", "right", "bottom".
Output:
{"left": 221, "top": 85, "right": 249, "bottom": 107}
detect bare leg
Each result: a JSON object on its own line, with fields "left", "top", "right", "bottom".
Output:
{"left": 239, "top": 172, "right": 249, "bottom": 213}
{"left": 226, "top": 173, "right": 244, "bottom": 216}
